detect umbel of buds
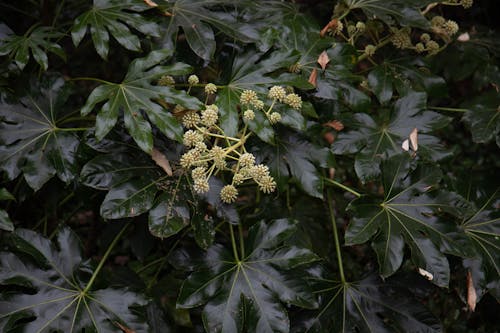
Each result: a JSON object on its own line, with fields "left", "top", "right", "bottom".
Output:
{"left": 179, "top": 85, "right": 302, "bottom": 203}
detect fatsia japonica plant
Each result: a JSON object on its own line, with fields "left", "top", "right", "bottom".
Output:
{"left": 0, "top": 0, "right": 499, "bottom": 332}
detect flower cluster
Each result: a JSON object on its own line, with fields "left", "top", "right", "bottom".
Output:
{"left": 178, "top": 88, "right": 298, "bottom": 203}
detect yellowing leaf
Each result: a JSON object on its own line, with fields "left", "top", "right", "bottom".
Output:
{"left": 317, "top": 50, "right": 330, "bottom": 70}
{"left": 151, "top": 148, "right": 173, "bottom": 176}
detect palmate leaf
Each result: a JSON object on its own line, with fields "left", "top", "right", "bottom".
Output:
{"left": 254, "top": 131, "right": 330, "bottom": 199}
{"left": 346, "top": 154, "right": 472, "bottom": 287}
{"left": 0, "top": 78, "right": 79, "bottom": 191}
{"left": 0, "top": 24, "right": 65, "bottom": 70}
{"left": 342, "top": 0, "right": 432, "bottom": 29}
{"left": 462, "top": 90, "right": 500, "bottom": 147}
{"left": 332, "top": 92, "right": 452, "bottom": 182}
{"left": 0, "top": 227, "right": 148, "bottom": 332}
{"left": 216, "top": 48, "right": 312, "bottom": 137}
{"left": 71, "top": 0, "right": 160, "bottom": 59}
{"left": 81, "top": 49, "right": 203, "bottom": 153}
{"left": 456, "top": 173, "right": 500, "bottom": 301}
{"left": 161, "top": 0, "right": 259, "bottom": 60}
{"left": 175, "top": 219, "right": 319, "bottom": 333}
{"left": 296, "top": 273, "right": 441, "bottom": 333}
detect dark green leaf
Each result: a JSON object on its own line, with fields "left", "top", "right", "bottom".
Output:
{"left": 149, "top": 188, "right": 191, "bottom": 239}
{"left": 0, "top": 25, "right": 65, "bottom": 70}
{"left": 0, "top": 188, "right": 15, "bottom": 201}
{"left": 161, "top": 0, "right": 259, "bottom": 60}
{"left": 456, "top": 173, "right": 500, "bottom": 301}
{"left": 299, "top": 273, "right": 441, "bottom": 333}
{"left": 0, "top": 227, "right": 148, "bottom": 332}
{"left": 255, "top": 131, "right": 329, "bottom": 198}
{"left": 71, "top": 0, "right": 160, "bottom": 59}
{"left": 343, "top": 0, "right": 431, "bottom": 29}
{"left": 217, "top": 49, "right": 311, "bottom": 137}
{"left": 347, "top": 154, "right": 473, "bottom": 286}
{"left": 462, "top": 90, "right": 500, "bottom": 147}
{"left": 0, "top": 78, "right": 80, "bottom": 190}
{"left": 81, "top": 50, "right": 202, "bottom": 152}
{"left": 0, "top": 210, "right": 14, "bottom": 232}
{"left": 177, "top": 219, "right": 319, "bottom": 333}
{"left": 100, "top": 177, "right": 159, "bottom": 219}
{"left": 333, "top": 92, "right": 452, "bottom": 182}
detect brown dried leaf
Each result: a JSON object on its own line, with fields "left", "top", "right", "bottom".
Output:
{"left": 402, "top": 139, "right": 410, "bottom": 151}
{"left": 418, "top": 268, "right": 433, "bottom": 281}
{"left": 143, "top": 0, "right": 158, "bottom": 7}
{"left": 320, "top": 19, "right": 338, "bottom": 37}
{"left": 324, "top": 120, "right": 344, "bottom": 131}
{"left": 308, "top": 68, "right": 318, "bottom": 87}
{"left": 152, "top": 148, "right": 173, "bottom": 176}
{"left": 323, "top": 131, "right": 335, "bottom": 144}
{"left": 114, "top": 321, "right": 136, "bottom": 333}
{"left": 409, "top": 128, "right": 418, "bottom": 151}
{"left": 317, "top": 50, "right": 330, "bottom": 70}
{"left": 467, "top": 270, "right": 477, "bottom": 312}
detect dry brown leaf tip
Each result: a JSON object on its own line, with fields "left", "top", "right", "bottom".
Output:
{"left": 318, "top": 50, "right": 330, "bottom": 70}
{"left": 143, "top": 0, "right": 158, "bottom": 7}
{"left": 151, "top": 147, "right": 173, "bottom": 176}
{"left": 320, "top": 19, "right": 338, "bottom": 37}
{"left": 466, "top": 270, "right": 477, "bottom": 312}
{"left": 324, "top": 120, "right": 344, "bottom": 131}
{"left": 308, "top": 68, "right": 318, "bottom": 87}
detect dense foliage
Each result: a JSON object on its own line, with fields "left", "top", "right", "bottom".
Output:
{"left": 0, "top": 0, "right": 499, "bottom": 332}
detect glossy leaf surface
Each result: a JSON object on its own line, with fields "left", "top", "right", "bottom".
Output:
{"left": 176, "top": 219, "right": 319, "bottom": 333}
{"left": 0, "top": 228, "right": 148, "bottom": 332}
{"left": 81, "top": 50, "right": 202, "bottom": 152}
{"left": 346, "top": 154, "right": 472, "bottom": 286}
{"left": 71, "top": 0, "right": 160, "bottom": 59}
{"left": 0, "top": 79, "right": 79, "bottom": 190}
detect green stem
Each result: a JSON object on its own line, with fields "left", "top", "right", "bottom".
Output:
{"left": 229, "top": 224, "right": 240, "bottom": 262}
{"left": 327, "top": 189, "right": 346, "bottom": 283}
{"left": 56, "top": 127, "right": 91, "bottom": 132}
{"left": 83, "top": 224, "right": 128, "bottom": 293}
{"left": 429, "top": 106, "right": 468, "bottom": 113}
{"left": 69, "top": 77, "right": 112, "bottom": 85}
{"left": 324, "top": 178, "right": 361, "bottom": 197}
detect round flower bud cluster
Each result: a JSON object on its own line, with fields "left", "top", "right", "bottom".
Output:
{"left": 204, "top": 83, "right": 217, "bottom": 95}
{"left": 243, "top": 109, "right": 255, "bottom": 121}
{"left": 426, "top": 40, "right": 440, "bottom": 54}
{"left": 220, "top": 185, "right": 238, "bottom": 203}
{"left": 461, "top": 0, "right": 473, "bottom": 8}
{"left": 269, "top": 112, "right": 281, "bottom": 124}
{"left": 334, "top": 21, "right": 344, "bottom": 35}
{"left": 158, "top": 75, "right": 175, "bottom": 86}
{"left": 355, "top": 22, "right": 366, "bottom": 33}
{"left": 284, "top": 93, "right": 302, "bottom": 109}
{"left": 288, "top": 62, "right": 302, "bottom": 73}
{"left": 420, "top": 33, "right": 431, "bottom": 43}
{"left": 182, "top": 111, "right": 200, "bottom": 128}
{"left": 268, "top": 86, "right": 287, "bottom": 102}
{"left": 431, "top": 16, "right": 460, "bottom": 37}
{"left": 391, "top": 28, "right": 412, "bottom": 49}
{"left": 201, "top": 105, "right": 218, "bottom": 127}
{"left": 188, "top": 75, "right": 199, "bottom": 85}
{"left": 364, "top": 44, "right": 376, "bottom": 56}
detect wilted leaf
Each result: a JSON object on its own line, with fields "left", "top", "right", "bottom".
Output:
{"left": 0, "top": 228, "right": 148, "bottom": 332}
{"left": 176, "top": 219, "right": 319, "bottom": 333}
